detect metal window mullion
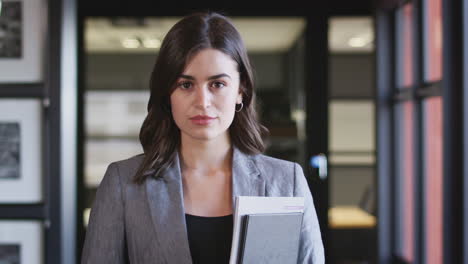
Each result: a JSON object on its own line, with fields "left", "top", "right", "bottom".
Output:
{"left": 376, "top": 8, "right": 395, "bottom": 264}
{"left": 389, "top": 10, "right": 398, "bottom": 262}
{"left": 76, "top": 14, "right": 87, "bottom": 263}
{"left": 442, "top": 0, "right": 464, "bottom": 262}
{"left": 464, "top": 0, "right": 468, "bottom": 262}
{"left": 415, "top": 81, "right": 443, "bottom": 98}
{"left": 44, "top": 0, "right": 63, "bottom": 263}
{"left": 393, "top": 88, "right": 414, "bottom": 101}
{"left": 413, "top": 1, "right": 425, "bottom": 263}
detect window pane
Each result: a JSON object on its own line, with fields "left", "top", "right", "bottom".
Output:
{"left": 396, "top": 4, "right": 414, "bottom": 88}
{"left": 424, "top": 0, "right": 443, "bottom": 81}
{"left": 395, "top": 102, "right": 414, "bottom": 262}
{"left": 327, "top": 17, "right": 376, "bottom": 263}
{"left": 84, "top": 91, "right": 147, "bottom": 228}
{"left": 85, "top": 91, "right": 148, "bottom": 188}
{"left": 424, "top": 97, "right": 443, "bottom": 264}
{"left": 329, "top": 101, "right": 376, "bottom": 229}
{"left": 329, "top": 101, "right": 375, "bottom": 154}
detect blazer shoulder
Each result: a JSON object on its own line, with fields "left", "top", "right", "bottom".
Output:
{"left": 109, "top": 154, "right": 145, "bottom": 183}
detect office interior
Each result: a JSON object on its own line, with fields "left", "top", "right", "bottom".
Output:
{"left": 0, "top": 0, "right": 466, "bottom": 263}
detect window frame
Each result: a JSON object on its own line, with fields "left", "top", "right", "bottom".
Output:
{"left": 376, "top": 0, "right": 465, "bottom": 262}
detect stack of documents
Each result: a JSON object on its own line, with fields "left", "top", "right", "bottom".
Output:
{"left": 229, "top": 196, "right": 305, "bottom": 264}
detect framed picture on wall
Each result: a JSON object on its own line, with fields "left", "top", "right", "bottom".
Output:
{"left": 0, "top": 99, "right": 42, "bottom": 203}
{"left": 0, "top": 221, "right": 43, "bottom": 264}
{"left": 0, "top": 0, "right": 46, "bottom": 83}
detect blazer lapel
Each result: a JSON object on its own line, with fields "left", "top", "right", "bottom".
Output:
{"left": 145, "top": 153, "right": 192, "bottom": 264}
{"left": 144, "top": 147, "right": 265, "bottom": 263}
{"left": 231, "top": 147, "right": 266, "bottom": 210}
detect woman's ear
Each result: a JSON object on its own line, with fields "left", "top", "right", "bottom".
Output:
{"left": 237, "top": 91, "right": 243, "bottom": 104}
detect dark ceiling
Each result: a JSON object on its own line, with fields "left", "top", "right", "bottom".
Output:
{"left": 79, "top": 0, "right": 373, "bottom": 17}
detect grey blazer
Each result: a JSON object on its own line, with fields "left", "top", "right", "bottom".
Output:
{"left": 81, "top": 147, "right": 324, "bottom": 264}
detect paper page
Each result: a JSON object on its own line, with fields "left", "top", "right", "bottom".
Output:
{"left": 229, "top": 196, "right": 305, "bottom": 264}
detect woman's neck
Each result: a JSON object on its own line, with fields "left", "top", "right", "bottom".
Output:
{"left": 179, "top": 134, "right": 232, "bottom": 174}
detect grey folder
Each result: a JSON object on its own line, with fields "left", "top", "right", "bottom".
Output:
{"left": 238, "top": 212, "right": 304, "bottom": 264}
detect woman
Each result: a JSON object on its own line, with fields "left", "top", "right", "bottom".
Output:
{"left": 81, "top": 12, "right": 324, "bottom": 264}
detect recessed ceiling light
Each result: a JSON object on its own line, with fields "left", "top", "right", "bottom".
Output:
{"left": 121, "top": 37, "right": 140, "bottom": 49}
{"left": 348, "top": 37, "right": 368, "bottom": 48}
{"left": 142, "top": 38, "right": 161, "bottom": 49}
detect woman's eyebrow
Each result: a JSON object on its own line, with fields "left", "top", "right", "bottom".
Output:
{"left": 179, "top": 73, "right": 231, "bottom": 80}
{"left": 208, "top": 73, "right": 231, "bottom": 80}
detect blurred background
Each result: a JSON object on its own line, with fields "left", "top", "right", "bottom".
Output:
{"left": 0, "top": 0, "right": 465, "bottom": 263}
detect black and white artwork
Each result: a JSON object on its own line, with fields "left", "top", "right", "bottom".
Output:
{"left": 0, "top": 123, "right": 21, "bottom": 179}
{"left": 0, "top": 99, "right": 41, "bottom": 203}
{"left": 0, "top": 221, "right": 42, "bottom": 264}
{"left": 0, "top": 244, "right": 20, "bottom": 264}
{"left": 0, "top": 1, "right": 22, "bottom": 58}
{"left": 0, "top": 0, "right": 44, "bottom": 82}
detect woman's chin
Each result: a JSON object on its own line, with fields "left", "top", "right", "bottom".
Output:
{"left": 182, "top": 130, "right": 229, "bottom": 143}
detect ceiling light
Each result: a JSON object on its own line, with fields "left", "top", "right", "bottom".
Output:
{"left": 291, "top": 109, "right": 306, "bottom": 122}
{"left": 348, "top": 37, "right": 368, "bottom": 48}
{"left": 121, "top": 37, "right": 140, "bottom": 49}
{"left": 142, "top": 38, "right": 161, "bottom": 49}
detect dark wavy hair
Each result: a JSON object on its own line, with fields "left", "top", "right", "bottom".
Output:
{"left": 134, "top": 11, "right": 268, "bottom": 184}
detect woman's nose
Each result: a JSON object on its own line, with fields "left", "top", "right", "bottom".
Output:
{"left": 194, "top": 87, "right": 211, "bottom": 109}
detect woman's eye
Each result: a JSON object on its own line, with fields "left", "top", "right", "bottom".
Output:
{"left": 211, "top": 81, "right": 226, "bottom": 89}
{"left": 179, "top": 82, "right": 192, "bottom": 89}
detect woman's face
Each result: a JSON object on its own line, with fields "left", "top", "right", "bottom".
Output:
{"left": 170, "top": 48, "right": 242, "bottom": 143}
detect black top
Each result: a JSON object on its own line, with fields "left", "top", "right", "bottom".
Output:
{"left": 185, "top": 213, "right": 234, "bottom": 264}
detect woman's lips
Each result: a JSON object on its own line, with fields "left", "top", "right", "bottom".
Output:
{"left": 189, "top": 115, "right": 216, "bottom": 125}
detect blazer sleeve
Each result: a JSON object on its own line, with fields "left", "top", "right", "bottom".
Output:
{"left": 293, "top": 163, "right": 325, "bottom": 264}
{"left": 81, "top": 162, "right": 128, "bottom": 264}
